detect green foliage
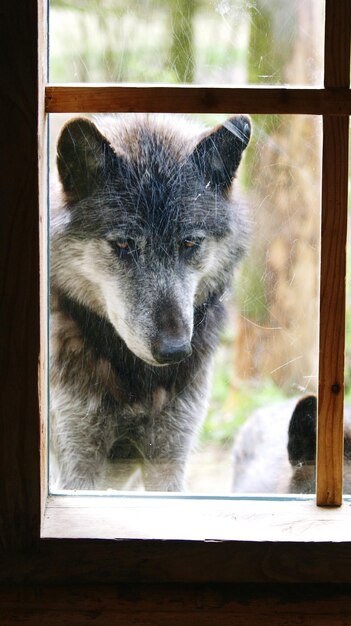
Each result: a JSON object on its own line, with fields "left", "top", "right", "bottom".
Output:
{"left": 49, "top": 1, "right": 249, "bottom": 84}
{"left": 201, "top": 332, "right": 286, "bottom": 447}
{"left": 203, "top": 377, "right": 286, "bottom": 447}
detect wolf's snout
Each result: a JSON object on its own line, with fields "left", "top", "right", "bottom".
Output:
{"left": 153, "top": 299, "right": 193, "bottom": 364}
{"left": 151, "top": 336, "right": 192, "bottom": 365}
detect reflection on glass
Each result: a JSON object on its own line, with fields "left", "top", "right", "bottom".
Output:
{"left": 49, "top": 113, "right": 321, "bottom": 494}
{"left": 228, "top": 114, "right": 321, "bottom": 495}
{"left": 49, "top": 0, "right": 324, "bottom": 86}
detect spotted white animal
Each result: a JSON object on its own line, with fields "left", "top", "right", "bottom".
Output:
{"left": 232, "top": 396, "right": 351, "bottom": 494}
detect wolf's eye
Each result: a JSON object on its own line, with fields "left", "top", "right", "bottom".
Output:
{"left": 110, "top": 239, "right": 135, "bottom": 260}
{"left": 117, "top": 240, "right": 130, "bottom": 250}
{"left": 180, "top": 238, "right": 203, "bottom": 260}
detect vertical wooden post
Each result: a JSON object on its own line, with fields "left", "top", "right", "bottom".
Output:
{"left": 317, "top": 0, "right": 351, "bottom": 506}
{"left": 0, "top": 0, "right": 42, "bottom": 549}
{"left": 317, "top": 115, "right": 349, "bottom": 505}
{"left": 38, "top": 0, "right": 48, "bottom": 519}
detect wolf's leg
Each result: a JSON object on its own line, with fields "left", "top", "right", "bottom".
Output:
{"left": 50, "top": 401, "right": 111, "bottom": 490}
{"left": 140, "top": 405, "right": 207, "bottom": 491}
{"left": 54, "top": 448, "right": 107, "bottom": 490}
{"left": 140, "top": 374, "right": 212, "bottom": 491}
{"left": 52, "top": 431, "right": 107, "bottom": 490}
{"left": 142, "top": 459, "right": 186, "bottom": 492}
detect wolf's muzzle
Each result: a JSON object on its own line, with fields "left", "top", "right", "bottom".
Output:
{"left": 151, "top": 337, "right": 192, "bottom": 365}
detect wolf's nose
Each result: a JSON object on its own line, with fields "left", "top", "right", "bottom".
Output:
{"left": 152, "top": 338, "right": 192, "bottom": 364}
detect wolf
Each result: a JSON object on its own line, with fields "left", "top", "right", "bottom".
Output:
{"left": 232, "top": 395, "right": 351, "bottom": 494}
{"left": 50, "top": 113, "right": 251, "bottom": 491}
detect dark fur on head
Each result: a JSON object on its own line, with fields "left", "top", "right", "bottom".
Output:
{"left": 288, "top": 395, "right": 317, "bottom": 466}
{"left": 51, "top": 113, "right": 251, "bottom": 490}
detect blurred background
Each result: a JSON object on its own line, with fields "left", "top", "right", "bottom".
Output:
{"left": 49, "top": 1, "right": 332, "bottom": 492}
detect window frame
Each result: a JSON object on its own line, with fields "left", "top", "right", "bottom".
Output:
{"left": 2, "top": 0, "right": 351, "bottom": 586}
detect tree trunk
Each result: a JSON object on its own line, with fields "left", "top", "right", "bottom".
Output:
{"left": 236, "top": 0, "right": 322, "bottom": 395}
{"left": 169, "top": 0, "right": 195, "bottom": 83}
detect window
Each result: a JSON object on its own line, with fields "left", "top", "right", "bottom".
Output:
{"left": 2, "top": 0, "right": 351, "bottom": 591}
{"left": 48, "top": 1, "right": 322, "bottom": 498}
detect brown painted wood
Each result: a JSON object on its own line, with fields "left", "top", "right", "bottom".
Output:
{"left": 1, "top": 584, "right": 351, "bottom": 626}
{"left": 45, "top": 85, "right": 351, "bottom": 115}
{"left": 0, "top": 0, "right": 41, "bottom": 552}
{"left": 317, "top": 0, "right": 351, "bottom": 506}
{"left": 317, "top": 115, "right": 349, "bottom": 506}
{"left": 3, "top": 539, "right": 351, "bottom": 585}
{"left": 324, "top": 0, "right": 351, "bottom": 88}
{"left": 2, "top": 0, "right": 351, "bottom": 609}
{"left": 38, "top": 0, "right": 48, "bottom": 521}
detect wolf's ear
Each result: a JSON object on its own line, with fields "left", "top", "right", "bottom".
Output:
{"left": 287, "top": 395, "right": 317, "bottom": 466}
{"left": 191, "top": 115, "right": 251, "bottom": 190}
{"left": 57, "top": 118, "right": 117, "bottom": 200}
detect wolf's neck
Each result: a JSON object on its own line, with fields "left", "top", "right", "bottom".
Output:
{"left": 58, "top": 292, "right": 142, "bottom": 367}
{"left": 56, "top": 289, "right": 223, "bottom": 393}
{"left": 56, "top": 293, "right": 183, "bottom": 392}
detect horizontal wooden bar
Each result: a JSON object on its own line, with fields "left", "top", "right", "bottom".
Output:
{"left": 2, "top": 583, "right": 351, "bottom": 625}
{"left": 45, "top": 85, "right": 351, "bottom": 115}
{"left": 4, "top": 532, "right": 351, "bottom": 584}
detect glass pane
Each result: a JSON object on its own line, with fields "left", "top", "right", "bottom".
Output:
{"left": 49, "top": 112, "right": 321, "bottom": 494}
{"left": 49, "top": 0, "right": 324, "bottom": 86}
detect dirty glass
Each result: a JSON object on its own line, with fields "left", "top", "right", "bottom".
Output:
{"left": 49, "top": 0, "right": 324, "bottom": 86}
{"left": 49, "top": 112, "right": 321, "bottom": 495}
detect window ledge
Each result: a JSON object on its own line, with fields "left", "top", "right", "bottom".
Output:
{"left": 41, "top": 494, "right": 351, "bottom": 542}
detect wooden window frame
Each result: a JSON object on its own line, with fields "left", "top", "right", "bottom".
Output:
{"left": 2, "top": 0, "right": 351, "bottom": 590}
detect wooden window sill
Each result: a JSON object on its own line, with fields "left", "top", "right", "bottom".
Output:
{"left": 42, "top": 494, "right": 351, "bottom": 542}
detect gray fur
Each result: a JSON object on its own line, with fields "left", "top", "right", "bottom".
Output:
{"left": 50, "top": 113, "right": 251, "bottom": 491}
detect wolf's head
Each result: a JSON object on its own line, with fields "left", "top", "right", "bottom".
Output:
{"left": 51, "top": 114, "right": 251, "bottom": 366}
